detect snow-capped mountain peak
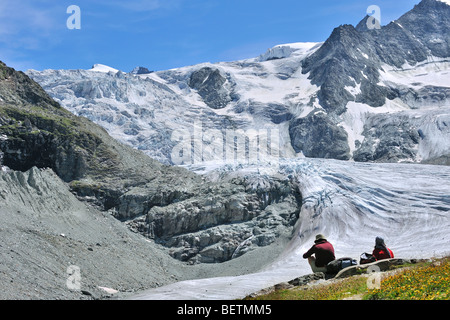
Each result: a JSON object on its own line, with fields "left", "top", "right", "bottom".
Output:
{"left": 258, "top": 42, "right": 321, "bottom": 62}
{"left": 90, "top": 64, "right": 119, "bottom": 73}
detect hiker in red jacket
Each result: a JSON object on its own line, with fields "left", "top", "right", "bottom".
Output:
{"left": 372, "top": 236, "right": 394, "bottom": 260}
{"left": 303, "top": 234, "right": 336, "bottom": 273}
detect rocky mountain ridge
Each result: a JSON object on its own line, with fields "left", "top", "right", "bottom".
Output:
{"left": 303, "top": 0, "right": 450, "bottom": 114}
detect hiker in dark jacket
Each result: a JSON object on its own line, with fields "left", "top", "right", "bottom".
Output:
{"left": 303, "top": 234, "right": 335, "bottom": 273}
{"left": 372, "top": 236, "right": 394, "bottom": 261}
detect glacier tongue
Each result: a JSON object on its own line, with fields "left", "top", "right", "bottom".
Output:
{"left": 129, "top": 158, "right": 450, "bottom": 300}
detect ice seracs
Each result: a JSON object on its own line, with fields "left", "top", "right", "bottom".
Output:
{"left": 258, "top": 42, "right": 322, "bottom": 62}
{"left": 130, "top": 66, "right": 153, "bottom": 75}
{"left": 27, "top": 40, "right": 450, "bottom": 166}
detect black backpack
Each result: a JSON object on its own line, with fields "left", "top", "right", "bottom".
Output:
{"left": 326, "top": 257, "right": 357, "bottom": 274}
{"left": 360, "top": 252, "right": 376, "bottom": 265}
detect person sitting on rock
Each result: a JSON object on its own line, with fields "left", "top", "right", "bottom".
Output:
{"left": 372, "top": 236, "right": 394, "bottom": 260}
{"left": 303, "top": 234, "right": 335, "bottom": 273}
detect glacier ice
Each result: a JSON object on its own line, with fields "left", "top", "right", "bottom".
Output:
{"left": 129, "top": 158, "right": 450, "bottom": 300}
{"left": 27, "top": 47, "right": 450, "bottom": 166}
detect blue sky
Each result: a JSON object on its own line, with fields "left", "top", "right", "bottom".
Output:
{"left": 0, "top": 0, "right": 420, "bottom": 72}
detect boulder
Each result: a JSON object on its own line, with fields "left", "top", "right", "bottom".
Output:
{"left": 334, "top": 258, "right": 417, "bottom": 279}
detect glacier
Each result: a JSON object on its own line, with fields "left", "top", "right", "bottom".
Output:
{"left": 27, "top": 46, "right": 450, "bottom": 166}
{"left": 129, "top": 158, "right": 450, "bottom": 300}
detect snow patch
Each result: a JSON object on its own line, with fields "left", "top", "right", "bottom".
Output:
{"left": 258, "top": 42, "right": 322, "bottom": 62}
{"left": 89, "top": 64, "right": 119, "bottom": 73}
{"left": 379, "top": 57, "right": 450, "bottom": 88}
{"left": 437, "top": 0, "right": 450, "bottom": 6}
{"left": 344, "top": 81, "right": 362, "bottom": 97}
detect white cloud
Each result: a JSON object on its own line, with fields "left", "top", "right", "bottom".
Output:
{"left": 0, "top": 1, "right": 65, "bottom": 70}
{"left": 0, "top": 0, "right": 61, "bottom": 42}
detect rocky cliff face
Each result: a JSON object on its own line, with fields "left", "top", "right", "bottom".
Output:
{"left": 289, "top": 112, "right": 351, "bottom": 160}
{"left": 126, "top": 171, "right": 301, "bottom": 263}
{"left": 296, "top": 0, "right": 450, "bottom": 164}
{"left": 188, "top": 67, "right": 239, "bottom": 109}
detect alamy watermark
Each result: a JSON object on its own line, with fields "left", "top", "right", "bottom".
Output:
{"left": 366, "top": 5, "right": 381, "bottom": 30}
{"left": 171, "top": 121, "right": 281, "bottom": 167}
{"left": 366, "top": 264, "right": 382, "bottom": 289}
{"left": 67, "top": 5, "right": 81, "bottom": 30}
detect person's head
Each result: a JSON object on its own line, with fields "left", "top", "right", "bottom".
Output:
{"left": 315, "top": 234, "right": 327, "bottom": 243}
{"left": 375, "top": 236, "right": 385, "bottom": 246}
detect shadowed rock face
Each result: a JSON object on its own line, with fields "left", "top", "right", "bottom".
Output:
{"left": 126, "top": 172, "right": 302, "bottom": 263}
{"left": 188, "top": 67, "right": 238, "bottom": 109}
{"left": 289, "top": 112, "right": 351, "bottom": 160}
{"left": 0, "top": 62, "right": 95, "bottom": 181}
{"left": 0, "top": 61, "right": 61, "bottom": 109}
{"left": 353, "top": 113, "right": 421, "bottom": 163}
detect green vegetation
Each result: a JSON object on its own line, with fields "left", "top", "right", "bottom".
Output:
{"left": 249, "top": 276, "right": 368, "bottom": 300}
{"left": 247, "top": 257, "right": 450, "bottom": 300}
{"left": 0, "top": 105, "right": 75, "bottom": 135}
{"left": 367, "top": 257, "right": 450, "bottom": 300}
{"left": 0, "top": 101, "right": 122, "bottom": 180}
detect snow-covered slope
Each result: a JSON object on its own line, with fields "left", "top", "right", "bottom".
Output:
{"left": 27, "top": 42, "right": 321, "bottom": 164}
{"left": 27, "top": 47, "right": 450, "bottom": 166}
{"left": 129, "top": 158, "right": 450, "bottom": 300}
